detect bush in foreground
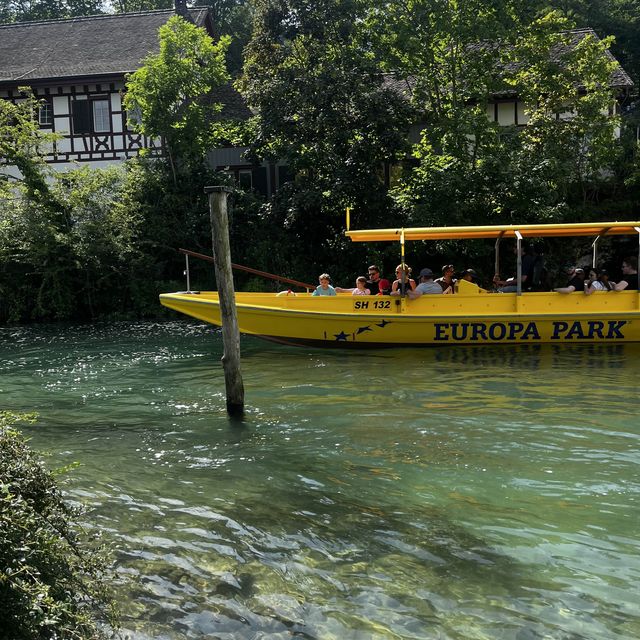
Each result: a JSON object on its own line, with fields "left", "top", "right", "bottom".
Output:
{"left": 0, "top": 412, "right": 117, "bottom": 640}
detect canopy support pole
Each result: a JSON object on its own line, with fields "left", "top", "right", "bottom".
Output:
{"left": 494, "top": 232, "right": 504, "bottom": 280}
{"left": 400, "top": 228, "right": 407, "bottom": 297}
{"left": 184, "top": 253, "right": 191, "bottom": 293}
{"left": 636, "top": 227, "right": 640, "bottom": 295}
{"left": 515, "top": 231, "right": 523, "bottom": 296}
{"left": 592, "top": 236, "right": 600, "bottom": 269}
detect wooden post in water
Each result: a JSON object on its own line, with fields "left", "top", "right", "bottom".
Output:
{"left": 205, "top": 185, "right": 244, "bottom": 418}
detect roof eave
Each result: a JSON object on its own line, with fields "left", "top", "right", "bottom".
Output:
{"left": 0, "top": 71, "right": 133, "bottom": 88}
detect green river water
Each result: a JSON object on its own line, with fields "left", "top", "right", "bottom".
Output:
{"left": 1, "top": 321, "right": 639, "bottom": 639}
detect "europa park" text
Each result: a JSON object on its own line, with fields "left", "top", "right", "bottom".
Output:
{"left": 433, "top": 320, "right": 628, "bottom": 341}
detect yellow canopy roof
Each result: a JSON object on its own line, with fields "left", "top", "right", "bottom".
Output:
{"left": 346, "top": 221, "right": 640, "bottom": 242}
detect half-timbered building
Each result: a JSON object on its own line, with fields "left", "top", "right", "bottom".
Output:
{"left": 0, "top": 6, "right": 215, "bottom": 172}
{"left": 385, "top": 28, "right": 634, "bottom": 138}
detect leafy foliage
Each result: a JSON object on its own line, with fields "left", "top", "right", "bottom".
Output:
{"left": 0, "top": 90, "right": 59, "bottom": 207}
{"left": 239, "top": 0, "right": 415, "bottom": 277}
{"left": 0, "top": 0, "right": 102, "bottom": 22}
{"left": 0, "top": 411, "right": 116, "bottom": 640}
{"left": 381, "top": 9, "right": 623, "bottom": 229}
{"left": 124, "top": 15, "right": 230, "bottom": 175}
{"left": 0, "top": 163, "right": 147, "bottom": 322}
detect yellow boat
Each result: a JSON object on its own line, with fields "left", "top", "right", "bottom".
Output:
{"left": 160, "top": 221, "right": 640, "bottom": 347}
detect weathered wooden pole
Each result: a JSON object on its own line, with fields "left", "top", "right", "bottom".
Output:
{"left": 205, "top": 185, "right": 244, "bottom": 418}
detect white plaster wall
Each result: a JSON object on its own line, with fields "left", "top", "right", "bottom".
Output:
{"left": 53, "top": 96, "right": 69, "bottom": 116}
{"left": 516, "top": 101, "right": 529, "bottom": 125}
{"left": 497, "top": 102, "right": 516, "bottom": 126}
{"left": 111, "top": 92, "right": 123, "bottom": 133}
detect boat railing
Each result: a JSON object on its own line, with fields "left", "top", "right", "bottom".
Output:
{"left": 178, "top": 248, "right": 315, "bottom": 293}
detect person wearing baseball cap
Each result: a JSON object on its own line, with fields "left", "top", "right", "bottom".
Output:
{"left": 406, "top": 267, "right": 444, "bottom": 298}
{"left": 460, "top": 268, "right": 478, "bottom": 282}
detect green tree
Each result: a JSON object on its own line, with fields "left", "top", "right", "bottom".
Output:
{"left": 124, "top": 15, "right": 231, "bottom": 180}
{"left": 201, "top": 0, "right": 253, "bottom": 74}
{"left": 505, "top": 14, "right": 621, "bottom": 207}
{"left": 240, "top": 0, "right": 413, "bottom": 278}
{"left": 0, "top": 411, "right": 117, "bottom": 639}
{"left": 0, "top": 0, "right": 102, "bottom": 22}
{"left": 109, "top": 0, "right": 172, "bottom": 13}
{"left": 374, "top": 5, "right": 623, "bottom": 227}
{"left": 0, "top": 90, "right": 58, "bottom": 208}
{"left": 523, "top": 0, "right": 640, "bottom": 85}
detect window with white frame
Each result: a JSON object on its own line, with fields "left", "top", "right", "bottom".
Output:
{"left": 38, "top": 101, "right": 53, "bottom": 126}
{"left": 72, "top": 97, "right": 111, "bottom": 134}
{"left": 92, "top": 99, "right": 110, "bottom": 133}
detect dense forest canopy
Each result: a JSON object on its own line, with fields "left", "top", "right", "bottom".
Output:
{"left": 0, "top": 0, "right": 639, "bottom": 323}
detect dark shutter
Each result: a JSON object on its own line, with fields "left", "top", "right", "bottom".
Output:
{"left": 72, "top": 101, "right": 91, "bottom": 134}
{"left": 252, "top": 166, "right": 268, "bottom": 196}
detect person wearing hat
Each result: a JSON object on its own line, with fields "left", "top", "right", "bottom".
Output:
{"left": 459, "top": 268, "right": 478, "bottom": 283}
{"left": 554, "top": 265, "right": 586, "bottom": 293}
{"left": 456, "top": 268, "right": 487, "bottom": 293}
{"left": 598, "top": 268, "right": 614, "bottom": 291}
{"left": 435, "top": 264, "right": 456, "bottom": 294}
{"left": 406, "top": 268, "right": 444, "bottom": 298}
{"left": 376, "top": 278, "right": 391, "bottom": 295}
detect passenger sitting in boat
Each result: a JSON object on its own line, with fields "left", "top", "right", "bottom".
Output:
{"left": 312, "top": 273, "right": 337, "bottom": 296}
{"left": 391, "top": 264, "right": 416, "bottom": 295}
{"left": 611, "top": 256, "right": 638, "bottom": 291}
{"left": 493, "top": 244, "right": 536, "bottom": 292}
{"left": 435, "top": 264, "right": 456, "bottom": 294}
{"left": 554, "top": 266, "right": 585, "bottom": 293}
{"left": 459, "top": 268, "right": 478, "bottom": 284}
{"left": 598, "top": 269, "right": 614, "bottom": 290}
{"left": 377, "top": 278, "right": 391, "bottom": 295}
{"left": 406, "top": 268, "right": 443, "bottom": 298}
{"left": 366, "top": 265, "right": 383, "bottom": 295}
{"left": 336, "top": 276, "right": 371, "bottom": 295}
{"left": 583, "top": 267, "right": 609, "bottom": 295}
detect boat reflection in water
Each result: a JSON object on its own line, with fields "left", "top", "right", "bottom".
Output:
{"left": 432, "top": 342, "right": 630, "bottom": 370}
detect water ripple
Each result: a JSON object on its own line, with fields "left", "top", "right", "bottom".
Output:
{"left": 3, "top": 323, "right": 640, "bottom": 639}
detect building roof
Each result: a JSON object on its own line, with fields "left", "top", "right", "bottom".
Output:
{"left": 556, "top": 28, "right": 633, "bottom": 88}
{"left": 0, "top": 8, "right": 211, "bottom": 84}
{"left": 479, "top": 27, "right": 634, "bottom": 93}
{"left": 384, "top": 28, "right": 634, "bottom": 101}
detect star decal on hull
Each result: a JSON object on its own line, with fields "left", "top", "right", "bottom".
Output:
{"left": 326, "top": 319, "right": 392, "bottom": 343}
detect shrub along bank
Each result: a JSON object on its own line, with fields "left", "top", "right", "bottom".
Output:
{"left": 0, "top": 411, "right": 117, "bottom": 639}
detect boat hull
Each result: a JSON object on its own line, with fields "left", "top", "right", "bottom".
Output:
{"left": 160, "top": 290, "right": 640, "bottom": 347}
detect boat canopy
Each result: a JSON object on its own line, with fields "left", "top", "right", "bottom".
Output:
{"left": 346, "top": 221, "right": 640, "bottom": 242}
